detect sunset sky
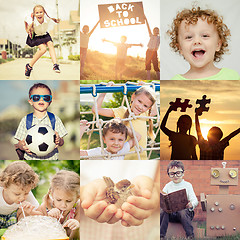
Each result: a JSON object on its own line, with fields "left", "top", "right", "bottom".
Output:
{"left": 80, "top": 0, "right": 160, "bottom": 58}
{"left": 160, "top": 80, "right": 240, "bottom": 160}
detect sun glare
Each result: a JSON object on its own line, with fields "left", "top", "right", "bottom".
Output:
{"left": 200, "top": 126, "right": 211, "bottom": 140}
{"left": 88, "top": 25, "right": 149, "bottom": 58}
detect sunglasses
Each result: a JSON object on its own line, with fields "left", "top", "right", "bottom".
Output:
{"left": 30, "top": 94, "right": 52, "bottom": 102}
{"left": 168, "top": 171, "right": 184, "bottom": 178}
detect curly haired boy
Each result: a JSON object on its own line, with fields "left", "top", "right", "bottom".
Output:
{"left": 168, "top": 6, "right": 240, "bottom": 80}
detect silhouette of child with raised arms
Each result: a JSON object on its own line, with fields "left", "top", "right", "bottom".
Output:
{"left": 145, "top": 15, "right": 160, "bottom": 80}
{"left": 168, "top": 6, "right": 240, "bottom": 80}
{"left": 80, "top": 21, "right": 100, "bottom": 77}
{"left": 161, "top": 105, "right": 197, "bottom": 160}
{"left": 195, "top": 107, "right": 240, "bottom": 160}
{"left": 102, "top": 36, "right": 143, "bottom": 80}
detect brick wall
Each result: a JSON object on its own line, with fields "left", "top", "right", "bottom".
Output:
{"left": 160, "top": 160, "right": 240, "bottom": 221}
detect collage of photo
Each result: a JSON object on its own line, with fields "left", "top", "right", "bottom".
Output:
{"left": 0, "top": 0, "right": 240, "bottom": 239}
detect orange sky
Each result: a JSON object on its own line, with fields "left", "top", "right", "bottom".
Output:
{"left": 160, "top": 80, "right": 240, "bottom": 160}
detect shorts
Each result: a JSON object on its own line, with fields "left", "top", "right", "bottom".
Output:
{"left": 26, "top": 32, "right": 52, "bottom": 47}
{"left": 0, "top": 210, "right": 17, "bottom": 229}
{"left": 145, "top": 49, "right": 160, "bottom": 72}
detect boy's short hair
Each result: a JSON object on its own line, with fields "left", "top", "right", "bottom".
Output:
{"left": 0, "top": 161, "right": 39, "bottom": 189}
{"left": 208, "top": 126, "right": 223, "bottom": 141}
{"left": 120, "top": 36, "right": 127, "bottom": 42}
{"left": 167, "top": 160, "right": 184, "bottom": 173}
{"left": 29, "top": 83, "right": 52, "bottom": 98}
{"left": 103, "top": 119, "right": 128, "bottom": 139}
{"left": 167, "top": 6, "right": 230, "bottom": 62}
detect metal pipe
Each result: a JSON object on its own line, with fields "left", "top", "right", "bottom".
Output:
{"left": 80, "top": 83, "right": 160, "bottom": 94}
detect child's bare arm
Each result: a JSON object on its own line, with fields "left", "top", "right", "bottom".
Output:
{"left": 129, "top": 43, "right": 143, "bottom": 47}
{"left": 55, "top": 132, "right": 64, "bottom": 147}
{"left": 80, "top": 150, "right": 88, "bottom": 156}
{"left": 80, "top": 120, "right": 90, "bottom": 140}
{"left": 144, "top": 15, "right": 152, "bottom": 37}
{"left": 102, "top": 38, "right": 118, "bottom": 46}
{"left": 195, "top": 108, "right": 204, "bottom": 140}
{"left": 160, "top": 106, "right": 174, "bottom": 137}
{"left": 127, "top": 127, "right": 141, "bottom": 148}
{"left": 89, "top": 20, "right": 100, "bottom": 36}
{"left": 91, "top": 82, "right": 115, "bottom": 117}
{"left": 223, "top": 128, "right": 240, "bottom": 142}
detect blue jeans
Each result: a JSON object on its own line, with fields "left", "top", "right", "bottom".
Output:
{"left": 160, "top": 209, "right": 194, "bottom": 237}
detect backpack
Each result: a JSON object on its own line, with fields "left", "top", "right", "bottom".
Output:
{"left": 26, "top": 111, "right": 56, "bottom": 130}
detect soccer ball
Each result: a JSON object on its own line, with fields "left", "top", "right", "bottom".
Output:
{"left": 25, "top": 124, "right": 56, "bottom": 157}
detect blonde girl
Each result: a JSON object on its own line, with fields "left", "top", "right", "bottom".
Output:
{"left": 92, "top": 83, "right": 158, "bottom": 160}
{"left": 0, "top": 161, "right": 41, "bottom": 228}
{"left": 24, "top": 5, "right": 60, "bottom": 79}
{"left": 38, "top": 170, "right": 80, "bottom": 240}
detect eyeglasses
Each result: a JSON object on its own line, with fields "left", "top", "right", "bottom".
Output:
{"left": 30, "top": 95, "right": 52, "bottom": 102}
{"left": 168, "top": 171, "right": 184, "bottom": 178}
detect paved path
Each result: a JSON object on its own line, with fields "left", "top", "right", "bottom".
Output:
{"left": 0, "top": 58, "right": 80, "bottom": 80}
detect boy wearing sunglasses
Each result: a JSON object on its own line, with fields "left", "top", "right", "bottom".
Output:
{"left": 14, "top": 83, "right": 67, "bottom": 160}
{"left": 160, "top": 161, "right": 198, "bottom": 239}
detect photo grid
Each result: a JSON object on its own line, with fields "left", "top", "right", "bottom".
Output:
{"left": 1, "top": 0, "right": 240, "bottom": 239}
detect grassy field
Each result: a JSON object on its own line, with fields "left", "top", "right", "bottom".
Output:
{"left": 81, "top": 50, "right": 159, "bottom": 80}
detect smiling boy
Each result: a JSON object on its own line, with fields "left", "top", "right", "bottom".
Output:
{"left": 168, "top": 7, "right": 240, "bottom": 80}
{"left": 160, "top": 160, "right": 198, "bottom": 239}
{"left": 80, "top": 119, "right": 141, "bottom": 160}
{"left": 14, "top": 83, "right": 68, "bottom": 160}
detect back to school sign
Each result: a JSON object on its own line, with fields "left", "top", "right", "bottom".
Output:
{"left": 98, "top": 2, "right": 145, "bottom": 28}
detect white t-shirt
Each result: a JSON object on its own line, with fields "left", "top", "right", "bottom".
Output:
{"left": 0, "top": 187, "right": 39, "bottom": 215}
{"left": 86, "top": 142, "right": 130, "bottom": 160}
{"left": 25, "top": 15, "right": 50, "bottom": 36}
{"left": 147, "top": 35, "right": 160, "bottom": 50}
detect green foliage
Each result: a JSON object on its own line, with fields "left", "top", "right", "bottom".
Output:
{"left": 0, "top": 58, "right": 15, "bottom": 64}
{"left": 68, "top": 55, "right": 80, "bottom": 61}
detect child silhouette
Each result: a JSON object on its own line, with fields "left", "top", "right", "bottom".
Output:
{"left": 102, "top": 36, "right": 143, "bottom": 80}
{"left": 161, "top": 105, "right": 197, "bottom": 160}
{"left": 195, "top": 107, "right": 240, "bottom": 159}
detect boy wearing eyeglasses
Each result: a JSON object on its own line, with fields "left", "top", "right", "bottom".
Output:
{"left": 160, "top": 160, "right": 198, "bottom": 239}
{"left": 14, "top": 83, "right": 67, "bottom": 160}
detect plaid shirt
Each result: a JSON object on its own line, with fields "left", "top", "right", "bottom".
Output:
{"left": 199, "top": 137, "right": 229, "bottom": 160}
{"left": 14, "top": 113, "right": 68, "bottom": 160}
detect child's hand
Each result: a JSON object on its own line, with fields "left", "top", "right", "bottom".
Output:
{"left": 140, "top": 43, "right": 143, "bottom": 47}
{"left": 195, "top": 107, "right": 203, "bottom": 116}
{"left": 80, "top": 120, "right": 90, "bottom": 132}
{"left": 106, "top": 81, "right": 114, "bottom": 87}
{"left": 55, "top": 131, "right": 60, "bottom": 147}
{"left": 81, "top": 179, "right": 122, "bottom": 224}
{"left": 138, "top": 81, "right": 145, "bottom": 86}
{"left": 52, "top": 18, "right": 60, "bottom": 23}
{"left": 186, "top": 201, "right": 193, "bottom": 209}
{"left": 21, "top": 201, "right": 35, "bottom": 215}
{"left": 48, "top": 208, "right": 62, "bottom": 219}
{"left": 62, "top": 219, "right": 80, "bottom": 230}
{"left": 18, "top": 140, "right": 31, "bottom": 154}
{"left": 102, "top": 38, "right": 106, "bottom": 42}
{"left": 120, "top": 176, "right": 159, "bottom": 227}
